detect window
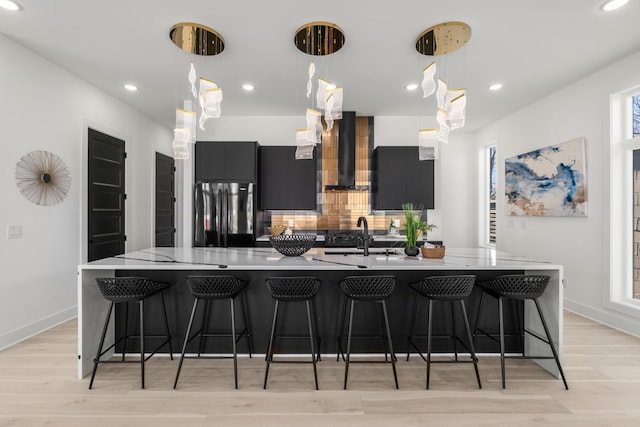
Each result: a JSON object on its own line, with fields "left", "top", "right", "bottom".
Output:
{"left": 478, "top": 144, "right": 497, "bottom": 247}
{"left": 609, "top": 86, "right": 640, "bottom": 315}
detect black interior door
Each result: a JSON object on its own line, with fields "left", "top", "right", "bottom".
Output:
{"left": 155, "top": 152, "right": 176, "bottom": 247}
{"left": 87, "top": 128, "right": 126, "bottom": 261}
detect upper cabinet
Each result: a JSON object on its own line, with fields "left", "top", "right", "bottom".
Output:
{"left": 260, "top": 146, "right": 317, "bottom": 210}
{"left": 195, "top": 141, "right": 258, "bottom": 182}
{"left": 373, "top": 146, "right": 434, "bottom": 210}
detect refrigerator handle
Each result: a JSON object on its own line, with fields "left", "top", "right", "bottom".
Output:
{"left": 223, "top": 187, "right": 229, "bottom": 247}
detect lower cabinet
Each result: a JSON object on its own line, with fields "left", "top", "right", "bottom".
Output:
{"left": 374, "top": 146, "right": 434, "bottom": 210}
{"left": 260, "top": 146, "right": 317, "bottom": 210}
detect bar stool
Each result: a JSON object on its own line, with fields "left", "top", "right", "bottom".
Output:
{"left": 406, "top": 275, "right": 481, "bottom": 389}
{"left": 473, "top": 274, "right": 568, "bottom": 389}
{"left": 173, "top": 275, "right": 253, "bottom": 389}
{"left": 337, "top": 275, "right": 398, "bottom": 390}
{"left": 89, "top": 277, "right": 173, "bottom": 389}
{"left": 263, "top": 276, "right": 322, "bottom": 390}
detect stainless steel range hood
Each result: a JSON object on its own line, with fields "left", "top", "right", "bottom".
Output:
{"left": 324, "top": 111, "right": 369, "bottom": 191}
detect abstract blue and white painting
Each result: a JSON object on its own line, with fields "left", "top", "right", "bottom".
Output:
{"left": 505, "top": 137, "right": 587, "bottom": 217}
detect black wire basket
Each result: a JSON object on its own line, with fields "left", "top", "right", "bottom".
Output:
{"left": 269, "top": 234, "right": 317, "bottom": 256}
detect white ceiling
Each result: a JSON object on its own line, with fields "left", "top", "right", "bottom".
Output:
{"left": 2, "top": 0, "right": 640, "bottom": 132}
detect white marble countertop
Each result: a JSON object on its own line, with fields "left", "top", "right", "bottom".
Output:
{"left": 79, "top": 247, "right": 560, "bottom": 271}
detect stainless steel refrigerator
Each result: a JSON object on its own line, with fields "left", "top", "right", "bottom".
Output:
{"left": 194, "top": 182, "right": 256, "bottom": 247}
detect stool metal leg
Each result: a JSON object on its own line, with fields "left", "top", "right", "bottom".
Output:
{"left": 263, "top": 300, "right": 279, "bottom": 389}
{"left": 240, "top": 291, "right": 253, "bottom": 358}
{"left": 336, "top": 294, "right": 348, "bottom": 362}
{"left": 406, "top": 290, "right": 420, "bottom": 361}
{"left": 472, "top": 289, "right": 485, "bottom": 345}
{"left": 343, "top": 299, "right": 355, "bottom": 390}
{"left": 450, "top": 301, "right": 458, "bottom": 362}
{"left": 160, "top": 291, "right": 173, "bottom": 359}
{"left": 197, "top": 300, "right": 210, "bottom": 357}
{"left": 230, "top": 297, "right": 238, "bottom": 389}
{"left": 426, "top": 299, "right": 434, "bottom": 389}
{"left": 306, "top": 300, "right": 319, "bottom": 390}
{"left": 139, "top": 299, "right": 145, "bottom": 389}
{"left": 174, "top": 298, "right": 199, "bottom": 389}
{"left": 534, "top": 299, "right": 569, "bottom": 390}
{"left": 311, "top": 299, "right": 322, "bottom": 362}
{"left": 122, "top": 302, "right": 129, "bottom": 361}
{"left": 379, "top": 304, "right": 389, "bottom": 362}
{"left": 381, "top": 300, "right": 399, "bottom": 389}
{"left": 89, "top": 301, "right": 114, "bottom": 389}
{"left": 460, "top": 300, "right": 482, "bottom": 389}
{"left": 498, "top": 297, "right": 506, "bottom": 389}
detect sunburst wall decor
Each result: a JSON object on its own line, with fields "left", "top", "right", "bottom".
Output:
{"left": 15, "top": 150, "right": 71, "bottom": 206}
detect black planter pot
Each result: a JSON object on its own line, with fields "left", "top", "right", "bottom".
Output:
{"left": 404, "top": 246, "right": 420, "bottom": 256}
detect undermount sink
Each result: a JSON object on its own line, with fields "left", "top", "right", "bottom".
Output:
{"left": 323, "top": 249, "right": 398, "bottom": 256}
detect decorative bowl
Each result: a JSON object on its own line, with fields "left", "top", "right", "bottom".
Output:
{"left": 269, "top": 234, "right": 317, "bottom": 256}
{"left": 420, "top": 245, "right": 446, "bottom": 259}
{"left": 268, "top": 225, "right": 287, "bottom": 236}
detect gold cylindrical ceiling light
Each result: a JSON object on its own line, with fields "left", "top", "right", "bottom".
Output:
{"left": 169, "top": 22, "right": 224, "bottom": 56}
{"left": 416, "top": 21, "right": 471, "bottom": 56}
{"left": 294, "top": 21, "right": 345, "bottom": 56}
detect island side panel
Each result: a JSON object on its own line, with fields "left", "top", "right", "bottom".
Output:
{"left": 78, "top": 268, "right": 114, "bottom": 378}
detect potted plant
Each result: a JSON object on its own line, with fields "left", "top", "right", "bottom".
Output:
{"left": 402, "top": 203, "right": 436, "bottom": 256}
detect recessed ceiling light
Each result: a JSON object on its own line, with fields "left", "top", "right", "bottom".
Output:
{"left": 601, "top": 0, "right": 629, "bottom": 11}
{"left": 242, "top": 83, "right": 255, "bottom": 91}
{"left": 0, "top": 0, "right": 20, "bottom": 11}
{"left": 489, "top": 83, "right": 503, "bottom": 91}
{"left": 405, "top": 83, "right": 419, "bottom": 91}
{"left": 124, "top": 84, "right": 138, "bottom": 92}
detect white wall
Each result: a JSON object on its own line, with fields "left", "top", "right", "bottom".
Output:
{"left": 201, "top": 115, "right": 476, "bottom": 247}
{"left": 475, "top": 48, "right": 640, "bottom": 337}
{"left": 0, "top": 34, "right": 172, "bottom": 349}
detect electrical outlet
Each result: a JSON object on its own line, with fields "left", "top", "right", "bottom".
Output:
{"left": 7, "top": 225, "right": 22, "bottom": 239}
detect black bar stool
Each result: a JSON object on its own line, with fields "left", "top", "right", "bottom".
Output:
{"left": 174, "top": 275, "right": 253, "bottom": 389}
{"left": 473, "top": 274, "right": 568, "bottom": 389}
{"left": 406, "top": 275, "right": 481, "bottom": 389}
{"left": 89, "top": 277, "right": 173, "bottom": 389}
{"left": 263, "top": 276, "right": 322, "bottom": 390}
{"left": 337, "top": 275, "right": 398, "bottom": 390}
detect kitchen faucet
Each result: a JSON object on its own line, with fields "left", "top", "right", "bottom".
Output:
{"left": 357, "top": 216, "right": 369, "bottom": 256}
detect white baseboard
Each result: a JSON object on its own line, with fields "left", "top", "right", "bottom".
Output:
{"left": 564, "top": 298, "right": 640, "bottom": 339}
{"left": 0, "top": 306, "right": 77, "bottom": 351}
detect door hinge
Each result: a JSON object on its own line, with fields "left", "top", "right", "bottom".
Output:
{"left": 123, "top": 152, "right": 127, "bottom": 159}
{"left": 124, "top": 235, "right": 127, "bottom": 242}
{"left": 123, "top": 194, "right": 127, "bottom": 200}
{"left": 173, "top": 228, "right": 176, "bottom": 233}
{"left": 173, "top": 197, "right": 177, "bottom": 203}
{"left": 173, "top": 167, "right": 177, "bottom": 172}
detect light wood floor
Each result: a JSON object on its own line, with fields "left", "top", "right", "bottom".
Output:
{"left": 0, "top": 311, "right": 639, "bottom": 426}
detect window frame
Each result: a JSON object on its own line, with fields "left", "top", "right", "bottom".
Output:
{"left": 478, "top": 142, "right": 497, "bottom": 249}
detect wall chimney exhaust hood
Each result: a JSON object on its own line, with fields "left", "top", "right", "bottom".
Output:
{"left": 324, "top": 111, "right": 369, "bottom": 191}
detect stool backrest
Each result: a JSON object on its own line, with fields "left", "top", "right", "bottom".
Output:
{"left": 339, "top": 275, "right": 396, "bottom": 300}
{"left": 187, "top": 276, "right": 247, "bottom": 298}
{"left": 95, "top": 277, "right": 167, "bottom": 302}
{"left": 413, "top": 274, "right": 476, "bottom": 299}
{"left": 491, "top": 275, "right": 550, "bottom": 299}
{"left": 265, "top": 276, "right": 322, "bottom": 301}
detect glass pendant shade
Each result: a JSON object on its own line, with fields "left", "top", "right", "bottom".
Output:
{"left": 188, "top": 62, "right": 198, "bottom": 98}
{"left": 436, "top": 108, "right": 450, "bottom": 143}
{"left": 307, "top": 62, "right": 315, "bottom": 98}
{"left": 421, "top": 62, "right": 437, "bottom": 98}
{"left": 306, "top": 108, "right": 323, "bottom": 144}
{"left": 418, "top": 128, "right": 438, "bottom": 160}
{"left": 315, "top": 78, "right": 332, "bottom": 110}
{"left": 199, "top": 88, "right": 223, "bottom": 130}
{"left": 326, "top": 88, "right": 343, "bottom": 119}
{"left": 436, "top": 79, "right": 448, "bottom": 110}
{"left": 448, "top": 93, "right": 466, "bottom": 130}
{"left": 172, "top": 128, "right": 190, "bottom": 159}
{"left": 176, "top": 108, "right": 196, "bottom": 144}
{"left": 295, "top": 144, "right": 315, "bottom": 159}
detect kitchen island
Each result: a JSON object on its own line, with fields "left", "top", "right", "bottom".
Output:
{"left": 77, "top": 247, "right": 563, "bottom": 380}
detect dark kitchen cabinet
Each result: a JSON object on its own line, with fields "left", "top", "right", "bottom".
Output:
{"left": 195, "top": 141, "right": 258, "bottom": 182}
{"left": 374, "top": 146, "right": 434, "bottom": 209}
{"left": 260, "top": 146, "right": 316, "bottom": 210}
